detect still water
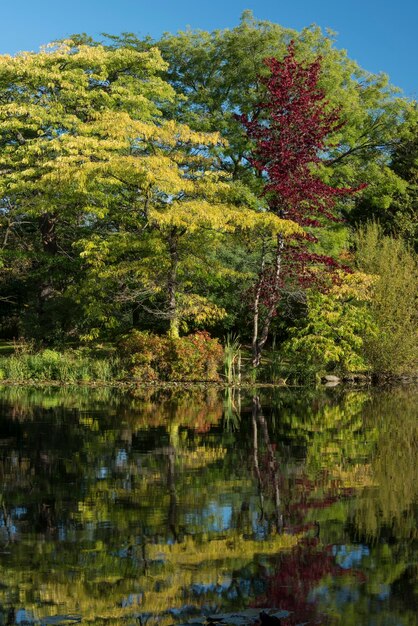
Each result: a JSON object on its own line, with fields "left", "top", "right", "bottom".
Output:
{"left": 0, "top": 385, "right": 416, "bottom": 625}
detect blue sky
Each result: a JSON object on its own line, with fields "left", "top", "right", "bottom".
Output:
{"left": 1, "top": 0, "right": 417, "bottom": 97}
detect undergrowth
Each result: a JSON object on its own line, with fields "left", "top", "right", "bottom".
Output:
{"left": 0, "top": 348, "right": 122, "bottom": 383}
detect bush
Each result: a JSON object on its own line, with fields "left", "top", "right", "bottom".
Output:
{"left": 353, "top": 223, "right": 418, "bottom": 375}
{"left": 280, "top": 290, "right": 375, "bottom": 383}
{"left": 118, "top": 330, "right": 224, "bottom": 382}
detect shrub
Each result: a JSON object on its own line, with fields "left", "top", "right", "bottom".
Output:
{"left": 118, "top": 330, "right": 224, "bottom": 382}
{"left": 353, "top": 223, "right": 418, "bottom": 374}
{"left": 279, "top": 283, "right": 376, "bottom": 383}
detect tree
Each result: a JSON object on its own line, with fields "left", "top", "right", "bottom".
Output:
{"left": 281, "top": 285, "right": 376, "bottom": 380}
{"left": 350, "top": 118, "right": 418, "bottom": 250}
{"left": 108, "top": 11, "right": 413, "bottom": 346}
{"left": 239, "top": 43, "right": 362, "bottom": 366}
{"left": 0, "top": 41, "right": 175, "bottom": 340}
{"left": 0, "top": 41, "right": 298, "bottom": 342}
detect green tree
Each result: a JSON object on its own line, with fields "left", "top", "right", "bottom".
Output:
{"left": 130, "top": 11, "right": 414, "bottom": 203}
{"left": 0, "top": 41, "right": 175, "bottom": 340}
{"left": 281, "top": 286, "right": 375, "bottom": 380}
{"left": 106, "top": 11, "right": 415, "bottom": 346}
{"left": 349, "top": 117, "right": 418, "bottom": 250}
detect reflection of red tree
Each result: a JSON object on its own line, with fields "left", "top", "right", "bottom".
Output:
{"left": 288, "top": 472, "right": 355, "bottom": 527}
{"left": 251, "top": 469, "right": 367, "bottom": 626}
{"left": 252, "top": 538, "right": 337, "bottom": 625}
{"left": 252, "top": 536, "right": 367, "bottom": 625}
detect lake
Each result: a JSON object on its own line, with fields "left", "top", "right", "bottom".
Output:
{"left": 0, "top": 385, "right": 417, "bottom": 625}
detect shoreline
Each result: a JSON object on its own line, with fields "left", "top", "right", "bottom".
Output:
{"left": 0, "top": 375, "right": 416, "bottom": 389}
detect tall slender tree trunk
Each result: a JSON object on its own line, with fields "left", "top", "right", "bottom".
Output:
{"left": 167, "top": 227, "right": 179, "bottom": 339}
{"left": 252, "top": 233, "right": 284, "bottom": 367}
{"left": 256, "top": 397, "right": 283, "bottom": 533}
{"left": 39, "top": 212, "right": 58, "bottom": 255}
{"left": 167, "top": 422, "right": 179, "bottom": 541}
{"left": 252, "top": 398, "right": 265, "bottom": 519}
{"left": 37, "top": 212, "right": 58, "bottom": 332}
{"left": 252, "top": 241, "right": 266, "bottom": 367}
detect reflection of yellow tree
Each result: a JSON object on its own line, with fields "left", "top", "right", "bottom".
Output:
{"left": 2, "top": 385, "right": 417, "bottom": 625}
{"left": 0, "top": 385, "right": 303, "bottom": 624}
{"left": 0, "top": 530, "right": 299, "bottom": 625}
{"left": 128, "top": 387, "right": 224, "bottom": 431}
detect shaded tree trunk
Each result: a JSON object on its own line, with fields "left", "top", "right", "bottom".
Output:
{"left": 37, "top": 212, "right": 59, "bottom": 334}
{"left": 167, "top": 227, "right": 180, "bottom": 339}
{"left": 39, "top": 212, "right": 58, "bottom": 255}
{"left": 252, "top": 233, "right": 284, "bottom": 368}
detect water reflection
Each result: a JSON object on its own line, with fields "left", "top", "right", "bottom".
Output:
{"left": 0, "top": 385, "right": 416, "bottom": 625}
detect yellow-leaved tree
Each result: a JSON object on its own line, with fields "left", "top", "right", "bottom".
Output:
{"left": 0, "top": 40, "right": 300, "bottom": 340}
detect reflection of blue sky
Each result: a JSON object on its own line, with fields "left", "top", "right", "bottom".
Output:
{"left": 191, "top": 577, "right": 232, "bottom": 596}
{"left": 185, "top": 501, "right": 232, "bottom": 532}
{"left": 0, "top": 515, "right": 17, "bottom": 538}
{"left": 12, "top": 506, "right": 27, "bottom": 519}
{"left": 377, "top": 584, "right": 391, "bottom": 600}
{"left": 190, "top": 576, "right": 260, "bottom": 603}
{"left": 97, "top": 466, "right": 108, "bottom": 479}
{"left": 311, "top": 584, "right": 361, "bottom": 608}
{"left": 251, "top": 510, "right": 269, "bottom": 539}
{"left": 15, "top": 609, "right": 34, "bottom": 624}
{"left": 58, "top": 523, "right": 66, "bottom": 541}
{"left": 332, "top": 544, "right": 369, "bottom": 569}
{"left": 312, "top": 544, "right": 392, "bottom": 610}
{"left": 115, "top": 448, "right": 128, "bottom": 467}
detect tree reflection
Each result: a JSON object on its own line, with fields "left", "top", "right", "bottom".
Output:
{"left": 252, "top": 395, "right": 283, "bottom": 533}
{"left": 0, "top": 385, "right": 416, "bottom": 625}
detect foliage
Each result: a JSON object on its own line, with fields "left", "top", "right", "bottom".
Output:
{"left": 239, "top": 42, "right": 359, "bottom": 222}
{"left": 118, "top": 329, "right": 224, "bottom": 381}
{"left": 0, "top": 40, "right": 173, "bottom": 340}
{"left": 146, "top": 10, "right": 414, "bottom": 196}
{"left": 354, "top": 388, "right": 418, "bottom": 540}
{"left": 353, "top": 222, "right": 418, "bottom": 374}
{"left": 0, "top": 37, "right": 300, "bottom": 343}
{"left": 350, "top": 117, "right": 418, "bottom": 250}
{"left": 0, "top": 14, "right": 416, "bottom": 380}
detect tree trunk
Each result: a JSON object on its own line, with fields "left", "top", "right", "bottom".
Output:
{"left": 252, "top": 233, "right": 284, "bottom": 368}
{"left": 252, "top": 398, "right": 265, "bottom": 519}
{"left": 252, "top": 242, "right": 266, "bottom": 367}
{"left": 37, "top": 212, "right": 58, "bottom": 332}
{"left": 167, "top": 228, "right": 179, "bottom": 339}
{"left": 167, "top": 422, "right": 179, "bottom": 541}
{"left": 256, "top": 397, "right": 283, "bottom": 533}
{"left": 39, "top": 212, "right": 58, "bottom": 254}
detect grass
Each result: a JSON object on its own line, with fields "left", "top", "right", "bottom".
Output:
{"left": 0, "top": 341, "right": 15, "bottom": 355}
{"left": 0, "top": 347, "right": 124, "bottom": 383}
{"left": 223, "top": 333, "right": 242, "bottom": 385}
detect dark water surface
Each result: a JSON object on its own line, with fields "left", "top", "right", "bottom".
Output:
{"left": 0, "top": 385, "right": 416, "bottom": 625}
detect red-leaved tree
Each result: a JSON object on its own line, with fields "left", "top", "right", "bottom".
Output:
{"left": 239, "top": 42, "right": 364, "bottom": 367}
